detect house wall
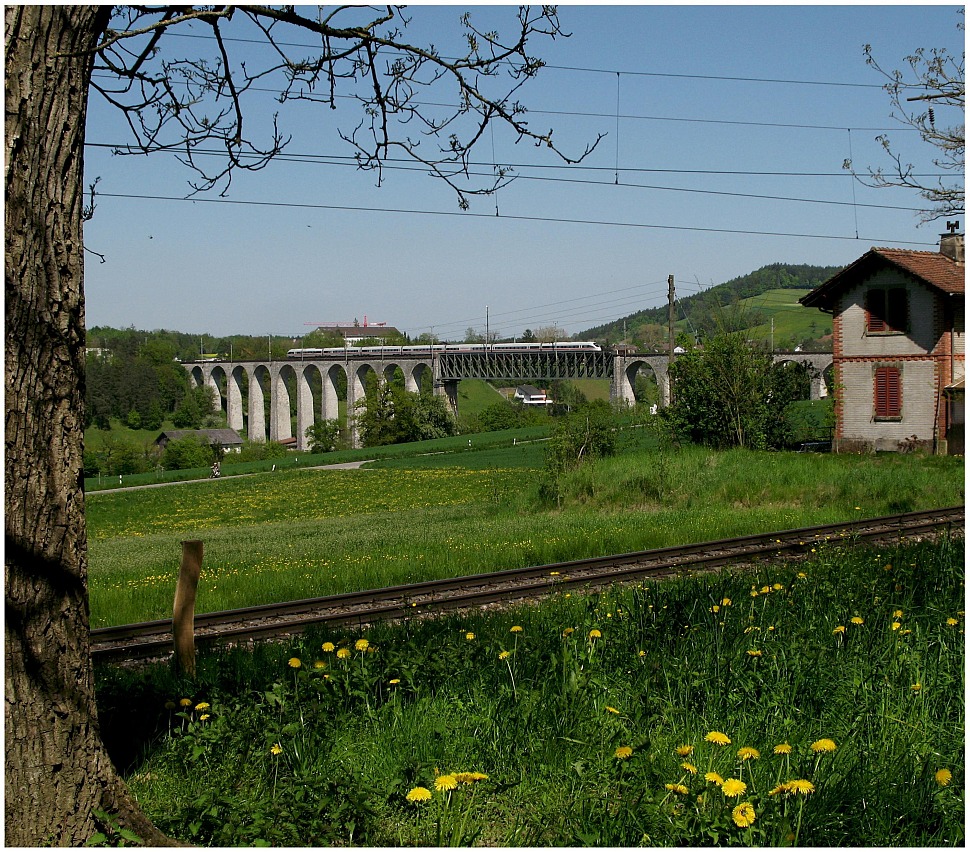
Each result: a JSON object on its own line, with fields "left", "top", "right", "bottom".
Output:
{"left": 834, "top": 269, "right": 954, "bottom": 453}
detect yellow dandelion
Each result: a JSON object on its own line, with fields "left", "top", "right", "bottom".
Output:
{"left": 389, "top": 678, "right": 401, "bottom": 684}
{"left": 732, "top": 801, "right": 756, "bottom": 828}
{"left": 935, "top": 768, "right": 952, "bottom": 787}
{"left": 665, "top": 783, "right": 689, "bottom": 795}
{"left": 322, "top": 642, "right": 335, "bottom": 652}
{"left": 891, "top": 622, "right": 902, "bottom": 631}
{"left": 465, "top": 632, "right": 475, "bottom": 641}
{"left": 747, "top": 649, "right": 763, "bottom": 657}
{"left": 355, "top": 638, "right": 370, "bottom": 652}
{"left": 199, "top": 714, "right": 210, "bottom": 721}
{"left": 588, "top": 629, "right": 602, "bottom": 639}
{"left": 510, "top": 625, "right": 523, "bottom": 633}
{"left": 705, "top": 771, "right": 724, "bottom": 786}
{"left": 406, "top": 786, "right": 432, "bottom": 802}
{"left": 562, "top": 627, "right": 575, "bottom": 637}
{"left": 810, "top": 738, "right": 837, "bottom": 753}
{"left": 773, "top": 743, "right": 792, "bottom": 755}
{"left": 194, "top": 702, "right": 210, "bottom": 711}
{"left": 787, "top": 779, "right": 816, "bottom": 795}
{"left": 722, "top": 597, "right": 732, "bottom": 606}
{"left": 911, "top": 683, "right": 922, "bottom": 692}
{"left": 705, "top": 731, "right": 731, "bottom": 746}
{"left": 164, "top": 701, "right": 176, "bottom": 711}
{"left": 313, "top": 660, "right": 326, "bottom": 669}
{"left": 498, "top": 650, "right": 511, "bottom": 660}
{"left": 769, "top": 782, "right": 790, "bottom": 796}
{"left": 833, "top": 625, "right": 846, "bottom": 635}
{"left": 615, "top": 746, "right": 634, "bottom": 760}
{"left": 179, "top": 698, "right": 192, "bottom": 708}
{"left": 605, "top": 705, "right": 620, "bottom": 715}
{"left": 270, "top": 743, "right": 283, "bottom": 755}
{"left": 737, "top": 747, "right": 760, "bottom": 761}
{"left": 336, "top": 648, "right": 351, "bottom": 659}
{"left": 760, "top": 585, "right": 771, "bottom": 595}
{"left": 851, "top": 616, "right": 864, "bottom": 625}
{"left": 288, "top": 657, "right": 302, "bottom": 669}
{"left": 772, "top": 583, "right": 784, "bottom": 591}
{"left": 435, "top": 774, "right": 458, "bottom": 792}
{"left": 681, "top": 762, "right": 697, "bottom": 774}
{"left": 947, "top": 617, "right": 959, "bottom": 626}
{"left": 893, "top": 609, "right": 904, "bottom": 619}
{"left": 675, "top": 744, "right": 694, "bottom": 757}
{"left": 721, "top": 778, "right": 747, "bottom": 798}
{"left": 638, "top": 650, "right": 647, "bottom": 657}
{"left": 711, "top": 605, "right": 720, "bottom": 613}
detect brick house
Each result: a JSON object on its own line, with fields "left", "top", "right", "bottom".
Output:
{"left": 800, "top": 231, "right": 964, "bottom": 454}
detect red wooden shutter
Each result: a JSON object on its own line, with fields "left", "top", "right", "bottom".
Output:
{"left": 875, "top": 366, "right": 901, "bottom": 418}
{"left": 866, "top": 290, "right": 886, "bottom": 332}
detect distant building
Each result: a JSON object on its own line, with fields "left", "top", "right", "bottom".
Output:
{"left": 800, "top": 230, "right": 964, "bottom": 454}
{"left": 514, "top": 385, "right": 552, "bottom": 406}
{"left": 155, "top": 429, "right": 244, "bottom": 453}
{"left": 312, "top": 318, "right": 402, "bottom": 346}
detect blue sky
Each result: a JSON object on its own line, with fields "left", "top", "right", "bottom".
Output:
{"left": 82, "top": 3, "right": 964, "bottom": 341}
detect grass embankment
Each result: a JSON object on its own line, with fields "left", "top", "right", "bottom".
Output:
{"left": 98, "top": 536, "right": 965, "bottom": 846}
{"left": 86, "top": 446, "right": 963, "bottom": 628}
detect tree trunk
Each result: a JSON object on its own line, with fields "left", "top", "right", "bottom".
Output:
{"left": 5, "top": 7, "right": 171, "bottom": 845}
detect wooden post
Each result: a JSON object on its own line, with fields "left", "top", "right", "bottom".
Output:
{"left": 173, "top": 540, "right": 203, "bottom": 677}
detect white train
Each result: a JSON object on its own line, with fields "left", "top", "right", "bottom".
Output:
{"left": 286, "top": 341, "right": 602, "bottom": 359}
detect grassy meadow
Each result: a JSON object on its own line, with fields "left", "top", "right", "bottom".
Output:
{"left": 86, "top": 442, "right": 964, "bottom": 628}
{"left": 98, "top": 535, "right": 964, "bottom": 846}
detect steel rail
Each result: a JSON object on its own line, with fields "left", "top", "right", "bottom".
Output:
{"left": 91, "top": 506, "right": 963, "bottom": 662}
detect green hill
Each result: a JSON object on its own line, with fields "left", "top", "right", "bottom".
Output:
{"left": 580, "top": 263, "right": 841, "bottom": 350}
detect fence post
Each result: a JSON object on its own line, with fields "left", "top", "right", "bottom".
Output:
{"left": 173, "top": 540, "right": 203, "bottom": 677}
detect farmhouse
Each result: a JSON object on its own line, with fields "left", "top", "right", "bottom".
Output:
{"left": 514, "top": 385, "right": 552, "bottom": 406}
{"left": 155, "top": 428, "right": 244, "bottom": 453}
{"left": 800, "top": 230, "right": 964, "bottom": 454}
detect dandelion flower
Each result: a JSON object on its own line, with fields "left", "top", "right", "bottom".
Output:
{"left": 705, "top": 772, "right": 724, "bottom": 786}
{"left": 665, "top": 783, "right": 689, "bottom": 795}
{"left": 773, "top": 583, "right": 784, "bottom": 591}
{"left": 833, "top": 625, "right": 846, "bottom": 635}
{"left": 270, "top": 743, "right": 283, "bottom": 755}
{"left": 615, "top": 746, "right": 634, "bottom": 760}
{"left": 769, "top": 782, "right": 789, "bottom": 796}
{"left": 891, "top": 622, "right": 902, "bottom": 631}
{"left": 681, "top": 762, "right": 697, "bottom": 774}
{"left": 737, "top": 747, "right": 760, "bottom": 761}
{"left": 851, "top": 616, "right": 864, "bottom": 625}
{"left": 164, "top": 701, "right": 176, "bottom": 711}
{"left": 705, "top": 731, "right": 731, "bottom": 746}
{"left": 711, "top": 605, "right": 720, "bottom": 613}
{"left": 747, "top": 649, "right": 763, "bottom": 657}
{"left": 947, "top": 617, "right": 958, "bottom": 626}
{"left": 465, "top": 632, "right": 475, "bottom": 641}
{"left": 355, "top": 639, "right": 370, "bottom": 652}
{"left": 935, "top": 768, "right": 952, "bottom": 787}
{"left": 732, "top": 801, "right": 756, "bottom": 828}
{"left": 406, "top": 786, "right": 432, "bottom": 802}
{"left": 562, "top": 628, "right": 575, "bottom": 637}
{"left": 322, "top": 642, "right": 335, "bottom": 652}
{"left": 911, "top": 683, "right": 922, "bottom": 692}
{"left": 435, "top": 774, "right": 458, "bottom": 792}
{"left": 605, "top": 705, "right": 620, "bottom": 715}
{"left": 638, "top": 650, "right": 647, "bottom": 658}
{"left": 773, "top": 743, "right": 792, "bottom": 755}
{"left": 722, "top": 597, "right": 732, "bottom": 606}
{"left": 721, "top": 778, "right": 747, "bottom": 798}
{"left": 455, "top": 772, "right": 488, "bottom": 783}
{"left": 588, "top": 629, "right": 602, "bottom": 639}
{"left": 313, "top": 660, "right": 327, "bottom": 669}
{"left": 199, "top": 714, "right": 210, "bottom": 721}
{"left": 288, "top": 657, "right": 302, "bottom": 669}
{"left": 498, "top": 650, "right": 510, "bottom": 660}
{"left": 810, "top": 738, "right": 837, "bottom": 753}
{"left": 194, "top": 702, "right": 210, "bottom": 711}
{"left": 336, "top": 648, "right": 351, "bottom": 659}
{"left": 675, "top": 745, "right": 694, "bottom": 757}
{"left": 510, "top": 625, "right": 523, "bottom": 633}
{"left": 893, "top": 609, "right": 904, "bottom": 619}
{"left": 389, "top": 678, "right": 401, "bottom": 684}
{"left": 787, "top": 779, "right": 815, "bottom": 795}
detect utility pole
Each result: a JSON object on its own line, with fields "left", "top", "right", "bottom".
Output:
{"left": 667, "top": 275, "right": 676, "bottom": 357}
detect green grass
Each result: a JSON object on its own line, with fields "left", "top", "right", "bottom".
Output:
{"left": 740, "top": 288, "right": 833, "bottom": 347}
{"left": 98, "top": 535, "right": 965, "bottom": 846}
{"left": 86, "top": 445, "right": 964, "bottom": 627}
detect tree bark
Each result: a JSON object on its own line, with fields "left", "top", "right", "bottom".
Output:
{"left": 5, "top": 7, "right": 172, "bottom": 845}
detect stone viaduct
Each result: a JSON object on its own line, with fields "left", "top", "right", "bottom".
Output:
{"left": 185, "top": 350, "right": 831, "bottom": 451}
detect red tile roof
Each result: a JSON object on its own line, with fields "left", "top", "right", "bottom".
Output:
{"left": 801, "top": 246, "right": 964, "bottom": 310}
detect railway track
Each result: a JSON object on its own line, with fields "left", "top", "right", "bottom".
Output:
{"left": 91, "top": 506, "right": 963, "bottom": 663}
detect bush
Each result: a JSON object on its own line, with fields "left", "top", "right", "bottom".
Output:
{"left": 161, "top": 435, "right": 213, "bottom": 471}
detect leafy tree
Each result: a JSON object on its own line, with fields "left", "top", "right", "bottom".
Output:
{"left": 541, "top": 400, "right": 618, "bottom": 505}
{"left": 852, "top": 12, "right": 965, "bottom": 222}
{"left": 7, "top": 7, "right": 599, "bottom": 844}
{"left": 161, "top": 435, "right": 214, "bottom": 471}
{"left": 661, "top": 334, "right": 813, "bottom": 450}
{"left": 305, "top": 419, "right": 341, "bottom": 454}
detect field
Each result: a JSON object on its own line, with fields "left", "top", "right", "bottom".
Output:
{"left": 98, "top": 535, "right": 965, "bottom": 846}
{"left": 86, "top": 441, "right": 964, "bottom": 628}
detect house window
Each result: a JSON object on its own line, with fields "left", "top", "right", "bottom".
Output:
{"left": 874, "top": 365, "right": 902, "bottom": 419}
{"left": 866, "top": 287, "right": 908, "bottom": 333}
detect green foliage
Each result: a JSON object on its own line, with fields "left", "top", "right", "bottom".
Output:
{"left": 541, "top": 400, "right": 618, "bottom": 506}
{"left": 662, "top": 334, "right": 814, "bottom": 449}
{"left": 355, "top": 374, "right": 457, "bottom": 447}
{"left": 305, "top": 419, "right": 340, "bottom": 453}
{"left": 100, "top": 538, "right": 965, "bottom": 846}
{"left": 236, "top": 440, "right": 290, "bottom": 462}
{"left": 161, "top": 435, "right": 214, "bottom": 471}
{"left": 84, "top": 810, "right": 142, "bottom": 847}
{"left": 172, "top": 385, "right": 217, "bottom": 429}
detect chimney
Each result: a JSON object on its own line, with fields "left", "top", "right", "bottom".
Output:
{"left": 940, "top": 220, "right": 964, "bottom": 264}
